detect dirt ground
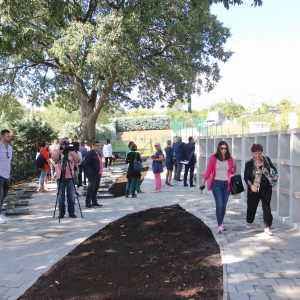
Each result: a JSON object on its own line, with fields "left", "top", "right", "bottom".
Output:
{"left": 19, "top": 204, "right": 222, "bottom": 300}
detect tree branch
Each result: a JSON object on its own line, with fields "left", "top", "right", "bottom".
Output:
{"left": 95, "top": 66, "right": 117, "bottom": 115}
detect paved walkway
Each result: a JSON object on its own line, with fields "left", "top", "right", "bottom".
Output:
{"left": 0, "top": 165, "right": 300, "bottom": 300}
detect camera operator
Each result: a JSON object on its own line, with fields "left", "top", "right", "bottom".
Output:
{"left": 84, "top": 140, "right": 103, "bottom": 208}
{"left": 52, "top": 138, "right": 80, "bottom": 218}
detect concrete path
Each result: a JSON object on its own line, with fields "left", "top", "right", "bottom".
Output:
{"left": 0, "top": 165, "right": 300, "bottom": 300}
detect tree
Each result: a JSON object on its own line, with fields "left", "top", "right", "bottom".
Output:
{"left": 276, "top": 98, "right": 294, "bottom": 114}
{"left": 209, "top": 100, "right": 245, "bottom": 119}
{"left": 0, "top": 93, "right": 27, "bottom": 125}
{"left": 0, "top": 0, "right": 261, "bottom": 142}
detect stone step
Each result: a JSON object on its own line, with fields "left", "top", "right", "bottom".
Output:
{"left": 5, "top": 207, "right": 30, "bottom": 215}
{"left": 97, "top": 193, "right": 114, "bottom": 199}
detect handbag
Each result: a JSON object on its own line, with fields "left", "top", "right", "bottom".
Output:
{"left": 36, "top": 153, "right": 47, "bottom": 170}
{"left": 230, "top": 174, "right": 245, "bottom": 195}
{"left": 133, "top": 152, "right": 143, "bottom": 172}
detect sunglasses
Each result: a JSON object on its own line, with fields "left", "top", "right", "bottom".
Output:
{"left": 220, "top": 147, "right": 228, "bottom": 150}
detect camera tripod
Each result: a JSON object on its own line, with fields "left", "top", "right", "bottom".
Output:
{"left": 53, "top": 158, "right": 83, "bottom": 223}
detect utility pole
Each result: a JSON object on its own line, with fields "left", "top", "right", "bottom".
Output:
{"left": 250, "top": 94, "right": 255, "bottom": 116}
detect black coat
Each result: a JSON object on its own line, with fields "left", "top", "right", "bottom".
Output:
{"left": 84, "top": 150, "right": 101, "bottom": 176}
{"left": 244, "top": 156, "right": 277, "bottom": 187}
{"left": 126, "top": 151, "right": 142, "bottom": 178}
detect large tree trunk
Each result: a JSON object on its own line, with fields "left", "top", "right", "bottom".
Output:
{"left": 70, "top": 70, "right": 116, "bottom": 143}
{"left": 78, "top": 107, "right": 98, "bottom": 143}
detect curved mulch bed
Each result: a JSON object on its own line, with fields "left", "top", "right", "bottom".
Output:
{"left": 19, "top": 204, "right": 222, "bottom": 300}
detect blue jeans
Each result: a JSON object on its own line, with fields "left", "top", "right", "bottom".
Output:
{"left": 39, "top": 170, "right": 47, "bottom": 189}
{"left": 57, "top": 179, "right": 76, "bottom": 216}
{"left": 212, "top": 180, "right": 230, "bottom": 226}
{"left": 126, "top": 177, "right": 137, "bottom": 196}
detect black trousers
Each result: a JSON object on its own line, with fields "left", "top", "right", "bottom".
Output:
{"left": 105, "top": 157, "right": 112, "bottom": 168}
{"left": 86, "top": 174, "right": 101, "bottom": 206}
{"left": 184, "top": 163, "right": 195, "bottom": 186}
{"left": 0, "top": 176, "right": 9, "bottom": 213}
{"left": 78, "top": 165, "right": 86, "bottom": 186}
{"left": 246, "top": 180, "right": 273, "bottom": 227}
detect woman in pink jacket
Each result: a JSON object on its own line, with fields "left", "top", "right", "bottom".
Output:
{"left": 200, "top": 141, "right": 235, "bottom": 233}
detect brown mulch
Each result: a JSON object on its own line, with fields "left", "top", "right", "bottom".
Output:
{"left": 19, "top": 204, "right": 222, "bottom": 300}
{"left": 108, "top": 167, "right": 149, "bottom": 197}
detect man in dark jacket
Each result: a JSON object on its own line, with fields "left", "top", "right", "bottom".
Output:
{"left": 84, "top": 140, "right": 103, "bottom": 208}
{"left": 183, "top": 136, "right": 196, "bottom": 187}
{"left": 173, "top": 136, "right": 185, "bottom": 181}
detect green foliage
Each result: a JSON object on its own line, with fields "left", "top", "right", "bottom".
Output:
{"left": 276, "top": 98, "right": 295, "bottom": 113}
{"left": 0, "top": 0, "right": 240, "bottom": 140}
{"left": 0, "top": 93, "right": 27, "bottom": 125}
{"left": 12, "top": 118, "right": 57, "bottom": 157}
{"left": 95, "top": 124, "right": 117, "bottom": 143}
{"left": 42, "top": 102, "right": 81, "bottom": 134}
{"left": 209, "top": 100, "right": 246, "bottom": 119}
{"left": 115, "top": 116, "right": 170, "bottom": 132}
{"left": 9, "top": 117, "right": 57, "bottom": 182}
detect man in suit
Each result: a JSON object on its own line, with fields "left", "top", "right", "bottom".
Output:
{"left": 183, "top": 136, "right": 196, "bottom": 187}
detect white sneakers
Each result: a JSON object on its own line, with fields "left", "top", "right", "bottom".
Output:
{"left": 0, "top": 214, "right": 7, "bottom": 224}
{"left": 246, "top": 222, "right": 252, "bottom": 229}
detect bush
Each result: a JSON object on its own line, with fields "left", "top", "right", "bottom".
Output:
{"left": 10, "top": 117, "right": 57, "bottom": 182}
{"left": 115, "top": 116, "right": 170, "bottom": 132}
{"left": 95, "top": 124, "right": 117, "bottom": 143}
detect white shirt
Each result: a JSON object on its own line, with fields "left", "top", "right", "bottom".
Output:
{"left": 0, "top": 142, "right": 13, "bottom": 179}
{"left": 102, "top": 143, "right": 113, "bottom": 158}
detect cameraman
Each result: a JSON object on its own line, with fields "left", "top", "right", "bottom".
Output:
{"left": 52, "top": 138, "right": 80, "bottom": 218}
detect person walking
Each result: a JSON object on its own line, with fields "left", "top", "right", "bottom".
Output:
{"left": 164, "top": 140, "right": 174, "bottom": 186}
{"left": 183, "top": 136, "right": 196, "bottom": 187}
{"left": 173, "top": 136, "right": 184, "bottom": 181}
{"left": 52, "top": 138, "right": 81, "bottom": 218}
{"left": 244, "top": 143, "right": 278, "bottom": 236}
{"left": 0, "top": 129, "right": 12, "bottom": 224}
{"left": 84, "top": 140, "right": 103, "bottom": 208}
{"left": 37, "top": 140, "right": 51, "bottom": 192}
{"left": 199, "top": 141, "right": 235, "bottom": 233}
{"left": 152, "top": 143, "right": 164, "bottom": 192}
{"left": 103, "top": 139, "right": 113, "bottom": 170}
{"left": 125, "top": 143, "right": 141, "bottom": 198}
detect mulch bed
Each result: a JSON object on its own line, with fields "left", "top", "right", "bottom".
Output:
{"left": 108, "top": 167, "right": 149, "bottom": 197}
{"left": 19, "top": 204, "right": 222, "bottom": 300}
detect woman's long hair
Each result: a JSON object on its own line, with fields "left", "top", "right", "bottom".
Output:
{"left": 214, "top": 141, "right": 232, "bottom": 161}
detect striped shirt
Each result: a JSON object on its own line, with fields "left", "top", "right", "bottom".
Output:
{"left": 0, "top": 142, "right": 13, "bottom": 179}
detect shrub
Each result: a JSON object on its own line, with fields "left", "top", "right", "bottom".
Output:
{"left": 10, "top": 117, "right": 57, "bottom": 182}
{"left": 115, "top": 116, "right": 170, "bottom": 132}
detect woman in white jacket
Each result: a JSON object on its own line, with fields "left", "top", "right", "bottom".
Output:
{"left": 102, "top": 139, "right": 113, "bottom": 170}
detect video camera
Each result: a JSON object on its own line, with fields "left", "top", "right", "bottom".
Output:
{"left": 60, "top": 142, "right": 75, "bottom": 160}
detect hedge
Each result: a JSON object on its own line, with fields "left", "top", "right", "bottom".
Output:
{"left": 115, "top": 116, "right": 170, "bottom": 132}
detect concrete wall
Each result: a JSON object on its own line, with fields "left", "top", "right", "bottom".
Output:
{"left": 196, "top": 128, "right": 300, "bottom": 224}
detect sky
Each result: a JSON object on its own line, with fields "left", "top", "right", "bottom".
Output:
{"left": 191, "top": 0, "right": 300, "bottom": 111}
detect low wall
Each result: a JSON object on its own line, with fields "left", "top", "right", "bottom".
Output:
{"left": 197, "top": 128, "right": 300, "bottom": 224}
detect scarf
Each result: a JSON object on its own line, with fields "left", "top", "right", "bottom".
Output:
{"left": 253, "top": 156, "right": 276, "bottom": 190}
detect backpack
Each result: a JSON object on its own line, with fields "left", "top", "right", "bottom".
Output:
{"left": 36, "top": 153, "right": 46, "bottom": 169}
{"left": 133, "top": 152, "right": 143, "bottom": 172}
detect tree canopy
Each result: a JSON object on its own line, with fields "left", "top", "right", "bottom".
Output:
{"left": 0, "top": 0, "right": 262, "bottom": 141}
{"left": 209, "top": 100, "right": 246, "bottom": 119}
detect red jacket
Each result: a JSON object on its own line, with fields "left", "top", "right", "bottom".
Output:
{"left": 204, "top": 155, "right": 235, "bottom": 191}
{"left": 40, "top": 147, "right": 50, "bottom": 171}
